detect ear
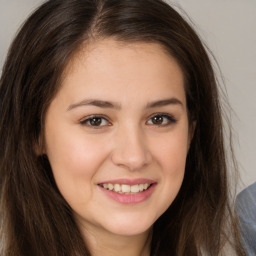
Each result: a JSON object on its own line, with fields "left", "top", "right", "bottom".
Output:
{"left": 187, "top": 121, "right": 196, "bottom": 151}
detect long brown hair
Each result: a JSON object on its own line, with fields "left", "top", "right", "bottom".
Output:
{"left": 0, "top": 0, "right": 244, "bottom": 255}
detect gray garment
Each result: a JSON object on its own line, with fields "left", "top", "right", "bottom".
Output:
{"left": 236, "top": 182, "right": 256, "bottom": 256}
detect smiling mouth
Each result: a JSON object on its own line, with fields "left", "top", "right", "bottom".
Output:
{"left": 99, "top": 183, "right": 152, "bottom": 194}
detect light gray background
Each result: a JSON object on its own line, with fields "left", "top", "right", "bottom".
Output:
{"left": 0, "top": 0, "right": 255, "bottom": 192}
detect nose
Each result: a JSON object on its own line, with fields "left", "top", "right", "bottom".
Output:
{"left": 111, "top": 125, "right": 152, "bottom": 171}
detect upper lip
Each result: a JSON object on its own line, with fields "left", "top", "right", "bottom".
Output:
{"left": 98, "top": 178, "right": 156, "bottom": 186}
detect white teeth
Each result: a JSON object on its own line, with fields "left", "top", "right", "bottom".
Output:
{"left": 131, "top": 184, "right": 140, "bottom": 193}
{"left": 121, "top": 184, "right": 131, "bottom": 193}
{"left": 101, "top": 183, "right": 151, "bottom": 194}
{"left": 108, "top": 183, "right": 114, "bottom": 191}
{"left": 114, "top": 184, "right": 121, "bottom": 192}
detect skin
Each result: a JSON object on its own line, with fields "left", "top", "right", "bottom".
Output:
{"left": 43, "top": 39, "right": 192, "bottom": 256}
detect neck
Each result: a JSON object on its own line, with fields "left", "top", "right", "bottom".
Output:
{"left": 80, "top": 224, "right": 152, "bottom": 256}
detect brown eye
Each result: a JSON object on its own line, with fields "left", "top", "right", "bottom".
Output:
{"left": 147, "top": 114, "right": 177, "bottom": 126}
{"left": 152, "top": 116, "right": 164, "bottom": 125}
{"left": 89, "top": 117, "right": 103, "bottom": 126}
{"left": 80, "top": 116, "right": 110, "bottom": 127}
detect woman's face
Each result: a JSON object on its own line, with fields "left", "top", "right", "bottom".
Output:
{"left": 44, "top": 39, "right": 191, "bottom": 238}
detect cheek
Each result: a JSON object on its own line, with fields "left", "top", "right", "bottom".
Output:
{"left": 44, "top": 126, "right": 110, "bottom": 204}
{"left": 154, "top": 128, "right": 189, "bottom": 173}
{"left": 46, "top": 125, "right": 105, "bottom": 176}
{"left": 151, "top": 129, "right": 188, "bottom": 211}
{"left": 160, "top": 145, "right": 186, "bottom": 189}
{"left": 164, "top": 135, "right": 188, "bottom": 185}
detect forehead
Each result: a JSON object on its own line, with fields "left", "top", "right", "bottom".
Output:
{"left": 64, "top": 39, "right": 183, "bottom": 80}
{"left": 57, "top": 39, "right": 186, "bottom": 106}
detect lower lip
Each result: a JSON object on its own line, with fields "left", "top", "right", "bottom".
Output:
{"left": 98, "top": 184, "right": 156, "bottom": 204}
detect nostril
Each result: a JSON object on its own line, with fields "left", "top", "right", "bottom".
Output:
{"left": 110, "top": 130, "right": 152, "bottom": 170}
{"left": 111, "top": 150, "right": 152, "bottom": 171}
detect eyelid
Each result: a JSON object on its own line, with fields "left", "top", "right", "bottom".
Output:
{"left": 146, "top": 113, "right": 177, "bottom": 126}
{"left": 79, "top": 113, "right": 177, "bottom": 128}
{"left": 80, "top": 114, "right": 111, "bottom": 127}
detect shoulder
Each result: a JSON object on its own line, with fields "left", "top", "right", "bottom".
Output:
{"left": 236, "top": 182, "right": 256, "bottom": 255}
{"left": 237, "top": 182, "right": 256, "bottom": 201}
{"left": 236, "top": 182, "right": 256, "bottom": 221}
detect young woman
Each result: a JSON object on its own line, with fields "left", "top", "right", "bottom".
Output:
{"left": 0, "top": 0, "right": 244, "bottom": 255}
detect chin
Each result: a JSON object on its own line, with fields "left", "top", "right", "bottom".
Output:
{"left": 108, "top": 225, "right": 151, "bottom": 237}
{"left": 102, "top": 214, "right": 155, "bottom": 236}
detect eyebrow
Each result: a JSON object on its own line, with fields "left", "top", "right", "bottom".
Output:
{"left": 67, "top": 97, "right": 183, "bottom": 111}
{"left": 146, "top": 98, "right": 184, "bottom": 109}
{"left": 67, "top": 99, "right": 121, "bottom": 111}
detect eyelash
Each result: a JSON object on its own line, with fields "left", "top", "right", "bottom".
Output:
{"left": 146, "top": 113, "right": 177, "bottom": 126}
{"left": 80, "top": 115, "right": 111, "bottom": 128}
{"left": 80, "top": 113, "right": 177, "bottom": 128}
